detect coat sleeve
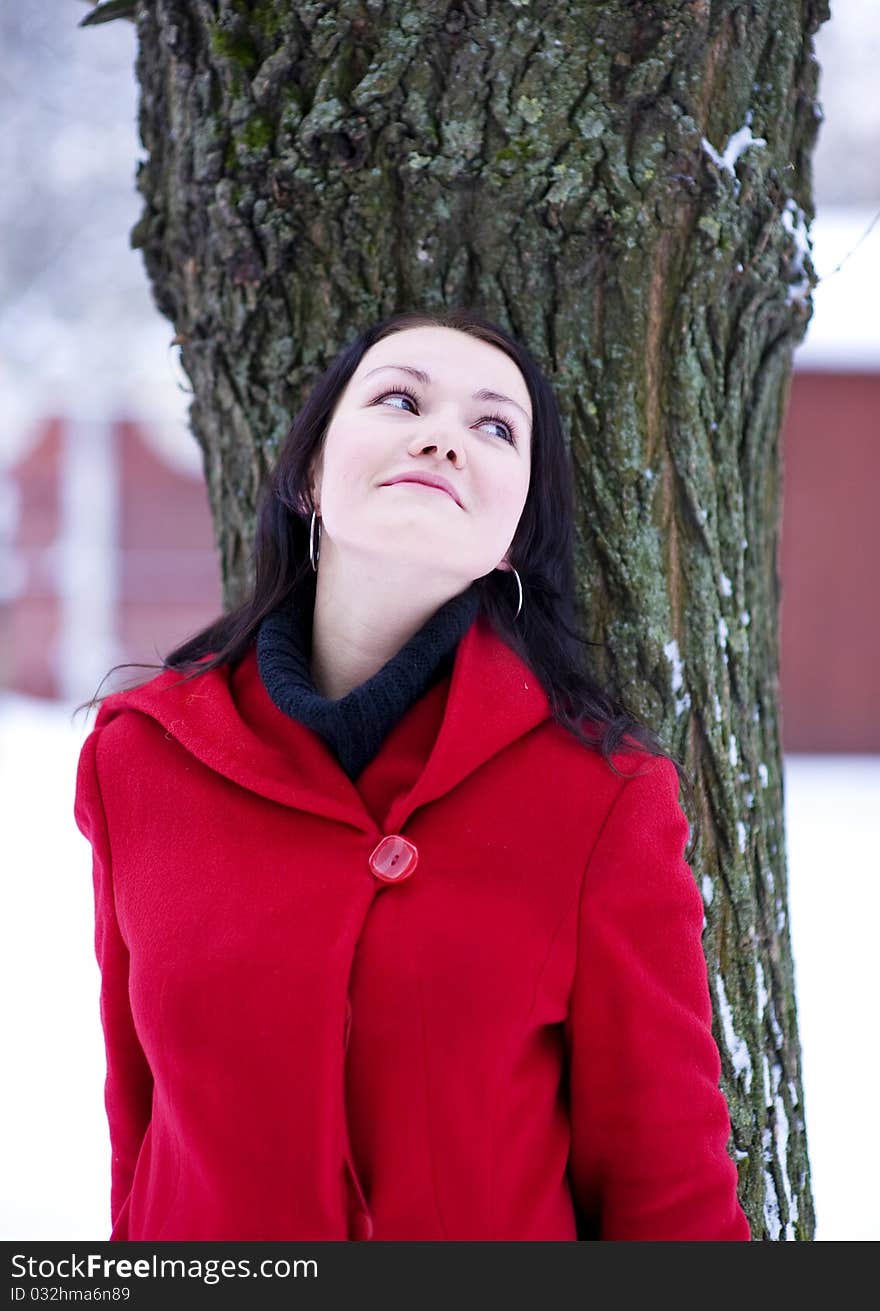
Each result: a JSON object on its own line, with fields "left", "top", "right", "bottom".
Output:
{"left": 564, "top": 756, "right": 751, "bottom": 1241}
{"left": 74, "top": 723, "right": 154, "bottom": 1234}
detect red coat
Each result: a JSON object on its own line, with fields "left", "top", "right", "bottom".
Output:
{"left": 74, "top": 611, "right": 751, "bottom": 1242}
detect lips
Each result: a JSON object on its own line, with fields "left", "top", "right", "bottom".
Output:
{"left": 380, "top": 474, "right": 462, "bottom": 507}
{"left": 391, "top": 479, "right": 452, "bottom": 500}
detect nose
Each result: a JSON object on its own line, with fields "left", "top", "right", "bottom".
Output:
{"left": 411, "top": 433, "right": 466, "bottom": 465}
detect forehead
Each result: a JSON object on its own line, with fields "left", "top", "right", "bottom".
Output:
{"left": 354, "top": 326, "right": 532, "bottom": 420}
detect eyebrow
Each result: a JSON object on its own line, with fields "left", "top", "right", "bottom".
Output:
{"left": 361, "top": 363, "right": 531, "bottom": 425}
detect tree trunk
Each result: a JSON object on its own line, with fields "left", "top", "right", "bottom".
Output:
{"left": 125, "top": 0, "right": 829, "bottom": 1239}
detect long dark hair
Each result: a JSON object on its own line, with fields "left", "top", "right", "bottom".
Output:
{"left": 74, "top": 307, "right": 701, "bottom": 861}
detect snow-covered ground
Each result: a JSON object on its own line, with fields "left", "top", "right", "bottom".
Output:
{"left": 0, "top": 691, "right": 876, "bottom": 1241}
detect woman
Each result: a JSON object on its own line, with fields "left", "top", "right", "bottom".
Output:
{"left": 74, "top": 307, "right": 751, "bottom": 1242}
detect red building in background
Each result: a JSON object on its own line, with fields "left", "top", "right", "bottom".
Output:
{"left": 2, "top": 372, "right": 878, "bottom": 751}
{"left": 777, "top": 371, "right": 879, "bottom": 751}
{"left": 2, "top": 416, "right": 220, "bottom": 704}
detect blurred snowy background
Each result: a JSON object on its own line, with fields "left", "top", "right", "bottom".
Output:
{"left": 1, "top": 2, "right": 878, "bottom": 1241}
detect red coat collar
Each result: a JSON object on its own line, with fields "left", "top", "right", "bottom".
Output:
{"left": 94, "top": 612, "right": 552, "bottom": 836}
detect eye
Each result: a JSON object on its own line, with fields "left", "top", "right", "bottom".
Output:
{"left": 368, "top": 385, "right": 518, "bottom": 445}
{"left": 371, "top": 385, "right": 420, "bottom": 413}
{"left": 479, "top": 410, "right": 518, "bottom": 445}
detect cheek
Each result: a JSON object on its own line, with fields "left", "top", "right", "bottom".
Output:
{"left": 481, "top": 467, "right": 530, "bottom": 528}
{"left": 322, "top": 420, "right": 378, "bottom": 484}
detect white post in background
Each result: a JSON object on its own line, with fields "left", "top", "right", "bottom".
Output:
{"left": 0, "top": 470, "right": 25, "bottom": 607}
{"left": 53, "top": 414, "right": 121, "bottom": 703}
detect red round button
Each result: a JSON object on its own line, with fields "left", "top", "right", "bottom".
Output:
{"left": 369, "top": 834, "right": 418, "bottom": 884}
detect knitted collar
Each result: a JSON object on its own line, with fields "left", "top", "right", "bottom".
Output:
{"left": 255, "top": 575, "right": 482, "bottom": 780}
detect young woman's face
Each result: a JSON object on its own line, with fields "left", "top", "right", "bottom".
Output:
{"left": 309, "top": 325, "right": 533, "bottom": 582}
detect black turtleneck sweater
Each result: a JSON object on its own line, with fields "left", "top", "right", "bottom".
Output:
{"left": 255, "top": 576, "right": 481, "bottom": 781}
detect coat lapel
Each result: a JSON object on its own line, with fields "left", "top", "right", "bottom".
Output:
{"left": 383, "top": 613, "right": 551, "bottom": 833}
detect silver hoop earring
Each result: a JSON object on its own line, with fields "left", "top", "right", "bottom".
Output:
{"left": 510, "top": 566, "right": 523, "bottom": 620}
{"left": 310, "top": 510, "right": 321, "bottom": 572}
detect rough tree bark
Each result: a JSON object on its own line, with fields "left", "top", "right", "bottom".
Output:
{"left": 94, "top": 0, "right": 829, "bottom": 1239}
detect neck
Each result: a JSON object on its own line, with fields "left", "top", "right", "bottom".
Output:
{"left": 308, "top": 543, "right": 476, "bottom": 701}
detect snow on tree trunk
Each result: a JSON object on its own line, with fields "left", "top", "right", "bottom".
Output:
{"left": 126, "top": 0, "right": 828, "bottom": 1240}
